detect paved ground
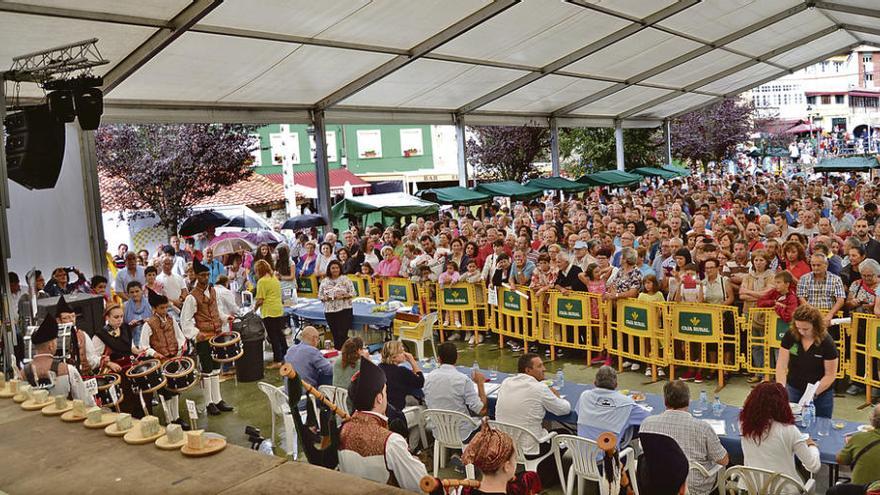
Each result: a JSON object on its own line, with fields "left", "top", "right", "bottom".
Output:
{"left": 202, "top": 334, "right": 871, "bottom": 494}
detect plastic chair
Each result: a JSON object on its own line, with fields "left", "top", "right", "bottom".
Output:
{"left": 551, "top": 434, "right": 636, "bottom": 495}
{"left": 402, "top": 404, "right": 429, "bottom": 451}
{"left": 488, "top": 420, "right": 557, "bottom": 473}
{"left": 688, "top": 460, "right": 725, "bottom": 495}
{"left": 422, "top": 409, "right": 478, "bottom": 479}
{"left": 398, "top": 312, "right": 438, "bottom": 360}
{"left": 722, "top": 466, "right": 815, "bottom": 495}
{"left": 317, "top": 384, "right": 350, "bottom": 417}
{"left": 257, "top": 382, "right": 299, "bottom": 460}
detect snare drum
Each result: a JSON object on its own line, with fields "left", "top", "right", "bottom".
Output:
{"left": 210, "top": 331, "right": 243, "bottom": 363}
{"left": 162, "top": 357, "right": 197, "bottom": 393}
{"left": 125, "top": 359, "right": 166, "bottom": 393}
{"left": 93, "top": 373, "right": 123, "bottom": 407}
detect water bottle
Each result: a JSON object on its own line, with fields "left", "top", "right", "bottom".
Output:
{"left": 258, "top": 438, "right": 274, "bottom": 456}
{"left": 555, "top": 370, "right": 565, "bottom": 390}
{"left": 802, "top": 402, "right": 815, "bottom": 429}
{"left": 472, "top": 361, "right": 479, "bottom": 377}
{"left": 694, "top": 390, "right": 708, "bottom": 417}
{"left": 712, "top": 395, "right": 724, "bottom": 418}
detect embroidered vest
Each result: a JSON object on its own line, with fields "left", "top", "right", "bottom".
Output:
{"left": 146, "top": 314, "right": 178, "bottom": 357}
{"left": 193, "top": 286, "right": 222, "bottom": 342}
{"left": 340, "top": 411, "right": 393, "bottom": 457}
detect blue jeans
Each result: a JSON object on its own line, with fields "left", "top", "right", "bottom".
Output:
{"left": 787, "top": 384, "right": 834, "bottom": 418}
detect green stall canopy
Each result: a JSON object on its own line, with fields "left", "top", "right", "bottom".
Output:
{"left": 813, "top": 156, "right": 879, "bottom": 172}
{"left": 525, "top": 177, "right": 590, "bottom": 192}
{"left": 660, "top": 164, "right": 691, "bottom": 177}
{"left": 631, "top": 167, "right": 679, "bottom": 179}
{"left": 474, "top": 181, "right": 544, "bottom": 201}
{"left": 331, "top": 192, "right": 440, "bottom": 227}
{"left": 415, "top": 186, "right": 492, "bottom": 206}
{"left": 577, "top": 170, "right": 643, "bottom": 187}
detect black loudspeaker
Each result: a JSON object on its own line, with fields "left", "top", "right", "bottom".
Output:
{"left": 74, "top": 87, "right": 103, "bottom": 130}
{"left": 4, "top": 104, "right": 66, "bottom": 190}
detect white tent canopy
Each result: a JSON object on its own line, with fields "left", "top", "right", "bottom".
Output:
{"left": 1, "top": 0, "right": 879, "bottom": 127}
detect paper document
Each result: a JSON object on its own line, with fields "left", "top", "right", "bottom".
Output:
{"left": 798, "top": 382, "right": 818, "bottom": 408}
{"left": 484, "top": 383, "right": 501, "bottom": 397}
{"left": 703, "top": 419, "right": 726, "bottom": 435}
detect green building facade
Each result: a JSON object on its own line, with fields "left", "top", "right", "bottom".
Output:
{"left": 250, "top": 123, "right": 435, "bottom": 175}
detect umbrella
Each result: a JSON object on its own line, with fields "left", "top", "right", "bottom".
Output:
{"left": 225, "top": 214, "right": 270, "bottom": 230}
{"left": 245, "top": 230, "right": 287, "bottom": 246}
{"left": 179, "top": 210, "right": 230, "bottom": 236}
{"left": 282, "top": 214, "right": 327, "bottom": 230}
{"left": 208, "top": 237, "right": 256, "bottom": 257}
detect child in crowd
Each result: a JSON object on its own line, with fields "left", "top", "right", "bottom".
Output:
{"left": 90, "top": 275, "right": 110, "bottom": 304}
{"left": 673, "top": 263, "right": 703, "bottom": 302}
{"left": 637, "top": 274, "right": 665, "bottom": 303}
{"left": 750, "top": 270, "right": 798, "bottom": 382}
{"left": 462, "top": 259, "right": 482, "bottom": 284}
{"left": 438, "top": 261, "right": 462, "bottom": 327}
{"left": 124, "top": 281, "right": 152, "bottom": 346}
{"left": 529, "top": 253, "right": 557, "bottom": 301}
{"left": 144, "top": 265, "right": 164, "bottom": 296}
{"left": 584, "top": 263, "right": 606, "bottom": 319}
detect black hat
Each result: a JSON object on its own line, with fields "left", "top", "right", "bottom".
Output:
{"left": 147, "top": 289, "right": 168, "bottom": 307}
{"left": 31, "top": 316, "right": 59, "bottom": 346}
{"left": 636, "top": 432, "right": 689, "bottom": 495}
{"left": 349, "top": 356, "right": 386, "bottom": 412}
{"left": 55, "top": 295, "right": 81, "bottom": 317}
{"left": 192, "top": 258, "right": 209, "bottom": 274}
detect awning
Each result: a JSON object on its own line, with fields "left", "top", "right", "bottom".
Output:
{"left": 660, "top": 164, "right": 692, "bottom": 177}
{"left": 474, "top": 181, "right": 544, "bottom": 201}
{"left": 631, "top": 167, "right": 679, "bottom": 179}
{"left": 525, "top": 177, "right": 590, "bottom": 192}
{"left": 331, "top": 192, "right": 439, "bottom": 219}
{"left": 294, "top": 169, "right": 371, "bottom": 196}
{"left": 415, "top": 187, "right": 492, "bottom": 206}
{"left": 746, "top": 147, "right": 788, "bottom": 158}
{"left": 814, "top": 156, "right": 880, "bottom": 172}
{"left": 786, "top": 123, "right": 822, "bottom": 134}
{"left": 577, "top": 170, "right": 643, "bottom": 187}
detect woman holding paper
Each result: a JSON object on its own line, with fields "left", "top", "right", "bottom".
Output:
{"left": 318, "top": 260, "right": 355, "bottom": 350}
{"left": 775, "top": 304, "right": 839, "bottom": 418}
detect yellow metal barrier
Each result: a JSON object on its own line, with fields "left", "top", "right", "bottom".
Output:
{"left": 849, "top": 312, "right": 880, "bottom": 407}
{"left": 348, "top": 274, "right": 378, "bottom": 301}
{"left": 608, "top": 299, "right": 668, "bottom": 382}
{"left": 380, "top": 277, "right": 418, "bottom": 306}
{"left": 436, "top": 282, "right": 488, "bottom": 342}
{"left": 743, "top": 308, "right": 789, "bottom": 380}
{"left": 295, "top": 275, "right": 319, "bottom": 298}
{"left": 668, "top": 302, "right": 740, "bottom": 391}
{"left": 539, "top": 291, "right": 606, "bottom": 362}
{"left": 493, "top": 286, "right": 536, "bottom": 352}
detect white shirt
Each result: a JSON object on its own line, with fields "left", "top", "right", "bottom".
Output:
{"left": 171, "top": 256, "right": 188, "bottom": 277}
{"left": 495, "top": 373, "right": 571, "bottom": 454}
{"left": 341, "top": 411, "right": 428, "bottom": 492}
{"left": 423, "top": 364, "right": 483, "bottom": 439}
{"left": 156, "top": 271, "right": 187, "bottom": 307}
{"left": 180, "top": 285, "right": 229, "bottom": 340}
{"left": 740, "top": 421, "right": 820, "bottom": 493}
{"left": 214, "top": 285, "right": 239, "bottom": 317}
{"left": 138, "top": 314, "right": 187, "bottom": 358}
{"left": 80, "top": 330, "right": 100, "bottom": 371}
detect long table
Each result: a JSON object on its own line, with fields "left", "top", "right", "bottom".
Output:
{"left": 284, "top": 299, "right": 398, "bottom": 328}
{"left": 433, "top": 366, "right": 864, "bottom": 467}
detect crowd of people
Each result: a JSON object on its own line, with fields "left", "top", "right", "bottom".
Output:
{"left": 10, "top": 165, "right": 880, "bottom": 492}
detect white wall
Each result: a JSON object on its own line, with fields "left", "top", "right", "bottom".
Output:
{"left": 7, "top": 124, "right": 93, "bottom": 280}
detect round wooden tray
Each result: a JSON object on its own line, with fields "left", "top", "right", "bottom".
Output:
{"left": 181, "top": 437, "right": 226, "bottom": 457}
{"left": 42, "top": 403, "right": 74, "bottom": 416}
{"left": 60, "top": 410, "right": 87, "bottom": 422}
{"left": 124, "top": 426, "right": 166, "bottom": 445}
{"left": 105, "top": 420, "right": 140, "bottom": 437}
{"left": 84, "top": 412, "right": 118, "bottom": 429}
{"left": 155, "top": 434, "right": 187, "bottom": 450}
{"left": 21, "top": 399, "right": 54, "bottom": 411}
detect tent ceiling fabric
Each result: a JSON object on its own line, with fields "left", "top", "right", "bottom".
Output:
{"left": 1, "top": 0, "right": 877, "bottom": 127}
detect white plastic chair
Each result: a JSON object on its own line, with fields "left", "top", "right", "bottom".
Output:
{"left": 317, "top": 384, "right": 351, "bottom": 417}
{"left": 257, "top": 382, "right": 299, "bottom": 460}
{"left": 402, "top": 404, "right": 429, "bottom": 451}
{"left": 722, "top": 466, "right": 815, "bottom": 495}
{"left": 551, "top": 434, "right": 635, "bottom": 495}
{"left": 488, "top": 420, "right": 557, "bottom": 473}
{"left": 422, "top": 409, "right": 478, "bottom": 479}
{"left": 398, "top": 312, "right": 438, "bottom": 360}
{"left": 688, "top": 460, "right": 725, "bottom": 495}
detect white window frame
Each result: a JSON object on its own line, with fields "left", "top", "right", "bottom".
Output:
{"left": 270, "top": 126, "right": 300, "bottom": 166}
{"left": 399, "top": 128, "right": 424, "bottom": 157}
{"left": 249, "top": 133, "right": 262, "bottom": 167}
{"left": 309, "top": 131, "right": 338, "bottom": 163}
{"left": 357, "top": 129, "right": 383, "bottom": 159}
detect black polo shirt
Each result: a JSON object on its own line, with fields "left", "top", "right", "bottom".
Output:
{"left": 780, "top": 332, "right": 838, "bottom": 391}
{"left": 555, "top": 264, "right": 586, "bottom": 292}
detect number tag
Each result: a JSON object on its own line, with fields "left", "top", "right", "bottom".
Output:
{"left": 84, "top": 378, "right": 98, "bottom": 397}
{"left": 186, "top": 399, "right": 198, "bottom": 423}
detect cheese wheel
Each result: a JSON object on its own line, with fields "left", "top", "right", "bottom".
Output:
{"left": 166, "top": 424, "right": 184, "bottom": 443}
{"left": 186, "top": 430, "right": 205, "bottom": 450}
{"left": 54, "top": 395, "right": 68, "bottom": 410}
{"left": 116, "top": 413, "right": 132, "bottom": 430}
{"left": 8, "top": 379, "right": 20, "bottom": 394}
{"left": 72, "top": 400, "right": 86, "bottom": 416}
{"left": 32, "top": 389, "right": 49, "bottom": 403}
{"left": 86, "top": 407, "right": 103, "bottom": 423}
{"left": 140, "top": 416, "right": 160, "bottom": 436}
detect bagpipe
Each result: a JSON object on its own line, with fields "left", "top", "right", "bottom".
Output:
{"left": 419, "top": 473, "right": 541, "bottom": 495}
{"left": 279, "top": 363, "right": 346, "bottom": 469}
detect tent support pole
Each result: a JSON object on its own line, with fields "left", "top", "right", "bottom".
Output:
{"left": 78, "top": 128, "right": 106, "bottom": 276}
{"left": 0, "top": 75, "right": 18, "bottom": 378}
{"left": 311, "top": 110, "right": 332, "bottom": 233}
{"left": 550, "top": 117, "right": 560, "bottom": 177}
{"left": 614, "top": 120, "right": 625, "bottom": 171}
{"left": 455, "top": 114, "right": 468, "bottom": 188}
{"left": 664, "top": 119, "right": 673, "bottom": 165}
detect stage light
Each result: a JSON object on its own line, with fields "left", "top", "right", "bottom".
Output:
{"left": 73, "top": 87, "right": 103, "bottom": 130}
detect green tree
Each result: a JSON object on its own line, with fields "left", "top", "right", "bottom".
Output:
{"left": 466, "top": 125, "right": 549, "bottom": 182}
{"left": 558, "top": 127, "right": 661, "bottom": 177}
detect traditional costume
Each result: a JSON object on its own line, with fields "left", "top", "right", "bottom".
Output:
{"left": 92, "top": 314, "right": 146, "bottom": 417}
{"left": 180, "top": 259, "right": 232, "bottom": 415}
{"left": 56, "top": 295, "right": 99, "bottom": 375}
{"left": 339, "top": 357, "right": 427, "bottom": 492}
{"left": 636, "top": 432, "right": 689, "bottom": 495}
{"left": 20, "top": 316, "right": 93, "bottom": 404}
{"left": 139, "top": 290, "right": 189, "bottom": 428}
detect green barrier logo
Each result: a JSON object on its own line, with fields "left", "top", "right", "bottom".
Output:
{"left": 557, "top": 298, "right": 583, "bottom": 320}
{"left": 503, "top": 292, "right": 521, "bottom": 312}
{"left": 623, "top": 306, "right": 648, "bottom": 331}
{"left": 443, "top": 288, "right": 469, "bottom": 305}
{"left": 389, "top": 285, "right": 408, "bottom": 302}
{"left": 876, "top": 327, "right": 880, "bottom": 353}
{"left": 297, "top": 278, "right": 313, "bottom": 292}
{"left": 352, "top": 281, "right": 361, "bottom": 296}
{"left": 776, "top": 319, "right": 790, "bottom": 342}
{"left": 679, "top": 311, "right": 712, "bottom": 336}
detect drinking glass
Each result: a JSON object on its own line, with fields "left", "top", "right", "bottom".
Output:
{"left": 817, "top": 417, "right": 831, "bottom": 437}
{"left": 489, "top": 366, "right": 498, "bottom": 382}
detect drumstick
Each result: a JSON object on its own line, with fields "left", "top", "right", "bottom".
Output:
{"left": 419, "top": 476, "right": 480, "bottom": 493}
{"left": 279, "top": 364, "right": 350, "bottom": 421}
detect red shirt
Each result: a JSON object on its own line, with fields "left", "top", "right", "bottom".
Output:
{"left": 747, "top": 239, "right": 765, "bottom": 252}
{"left": 785, "top": 260, "right": 811, "bottom": 281}
{"left": 757, "top": 287, "right": 798, "bottom": 322}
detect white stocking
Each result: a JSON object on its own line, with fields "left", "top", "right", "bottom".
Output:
{"left": 201, "top": 374, "right": 213, "bottom": 405}
{"left": 210, "top": 371, "right": 222, "bottom": 403}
